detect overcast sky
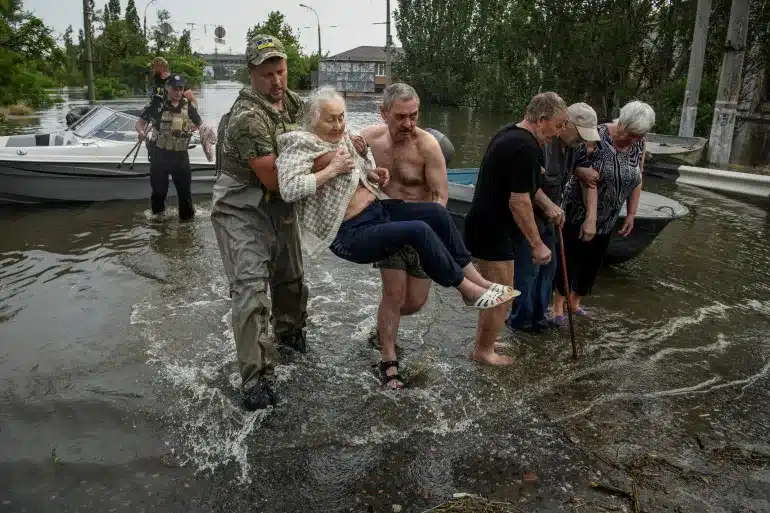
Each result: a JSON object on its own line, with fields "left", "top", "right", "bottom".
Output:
{"left": 25, "top": 0, "right": 401, "bottom": 57}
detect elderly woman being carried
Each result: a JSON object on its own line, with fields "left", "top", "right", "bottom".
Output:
{"left": 276, "top": 86, "right": 517, "bottom": 312}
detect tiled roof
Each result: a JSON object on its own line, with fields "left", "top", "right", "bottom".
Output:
{"left": 325, "top": 45, "right": 403, "bottom": 62}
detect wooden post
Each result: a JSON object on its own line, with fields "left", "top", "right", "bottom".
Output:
{"left": 83, "top": 0, "right": 96, "bottom": 103}
{"left": 707, "top": 0, "right": 750, "bottom": 166}
{"left": 679, "top": 0, "right": 712, "bottom": 137}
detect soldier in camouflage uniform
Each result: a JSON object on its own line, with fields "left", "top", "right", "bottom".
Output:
{"left": 210, "top": 35, "right": 309, "bottom": 411}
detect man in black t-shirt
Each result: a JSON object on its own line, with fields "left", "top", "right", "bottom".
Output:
{"left": 507, "top": 102, "right": 602, "bottom": 334}
{"left": 464, "top": 92, "right": 569, "bottom": 366}
{"left": 136, "top": 75, "right": 203, "bottom": 221}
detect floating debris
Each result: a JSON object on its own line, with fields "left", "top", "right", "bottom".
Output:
{"left": 420, "top": 493, "right": 520, "bottom": 512}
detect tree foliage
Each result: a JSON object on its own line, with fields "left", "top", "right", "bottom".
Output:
{"left": 0, "top": 0, "right": 210, "bottom": 106}
{"left": 176, "top": 29, "right": 192, "bottom": 56}
{"left": 151, "top": 9, "right": 174, "bottom": 54}
{"left": 72, "top": 5, "right": 203, "bottom": 101}
{"left": 394, "top": 0, "right": 770, "bottom": 136}
{"left": 241, "top": 10, "right": 319, "bottom": 90}
{"left": 0, "top": 0, "right": 61, "bottom": 107}
{"left": 124, "top": 0, "right": 141, "bottom": 34}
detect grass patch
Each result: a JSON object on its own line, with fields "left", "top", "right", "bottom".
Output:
{"left": 8, "top": 103, "right": 33, "bottom": 116}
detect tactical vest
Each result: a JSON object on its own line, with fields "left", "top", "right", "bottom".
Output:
{"left": 155, "top": 100, "right": 195, "bottom": 152}
{"left": 216, "top": 90, "right": 303, "bottom": 187}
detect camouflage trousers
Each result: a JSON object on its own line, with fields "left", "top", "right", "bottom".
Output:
{"left": 210, "top": 173, "right": 309, "bottom": 387}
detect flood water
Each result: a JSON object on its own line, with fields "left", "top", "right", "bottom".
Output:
{"left": 1, "top": 82, "right": 769, "bottom": 513}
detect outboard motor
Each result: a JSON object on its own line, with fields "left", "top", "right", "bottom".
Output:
{"left": 65, "top": 105, "right": 93, "bottom": 127}
{"left": 424, "top": 128, "right": 455, "bottom": 167}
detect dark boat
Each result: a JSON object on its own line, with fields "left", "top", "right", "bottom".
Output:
{"left": 445, "top": 168, "right": 689, "bottom": 266}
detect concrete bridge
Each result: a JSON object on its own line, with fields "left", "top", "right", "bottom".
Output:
{"left": 197, "top": 53, "right": 244, "bottom": 80}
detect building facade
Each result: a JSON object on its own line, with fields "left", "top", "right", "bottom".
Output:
{"left": 317, "top": 45, "right": 403, "bottom": 93}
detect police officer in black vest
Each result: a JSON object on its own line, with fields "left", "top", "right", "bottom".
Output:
{"left": 145, "top": 57, "right": 198, "bottom": 163}
{"left": 135, "top": 74, "right": 203, "bottom": 221}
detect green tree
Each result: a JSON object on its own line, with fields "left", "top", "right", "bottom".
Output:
{"left": 50, "top": 2, "right": 205, "bottom": 99}
{"left": 176, "top": 29, "right": 191, "bottom": 56}
{"left": 243, "top": 11, "right": 315, "bottom": 90}
{"left": 59, "top": 24, "right": 82, "bottom": 84}
{"left": 393, "top": 0, "right": 769, "bottom": 136}
{"left": 245, "top": 11, "right": 300, "bottom": 47}
{"left": 151, "top": 9, "right": 175, "bottom": 53}
{"left": 0, "top": 0, "right": 64, "bottom": 107}
{"left": 108, "top": 0, "right": 120, "bottom": 18}
{"left": 124, "top": 0, "right": 141, "bottom": 33}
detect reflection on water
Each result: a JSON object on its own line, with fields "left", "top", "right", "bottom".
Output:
{"left": 0, "top": 83, "right": 769, "bottom": 512}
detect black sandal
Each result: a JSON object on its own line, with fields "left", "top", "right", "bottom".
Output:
{"left": 378, "top": 360, "right": 405, "bottom": 389}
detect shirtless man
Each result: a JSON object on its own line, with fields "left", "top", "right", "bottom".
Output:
{"left": 360, "top": 83, "right": 448, "bottom": 382}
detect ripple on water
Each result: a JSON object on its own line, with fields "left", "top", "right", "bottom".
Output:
{"left": 129, "top": 256, "right": 497, "bottom": 484}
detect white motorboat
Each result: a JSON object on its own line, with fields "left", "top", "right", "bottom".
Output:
{"left": 0, "top": 104, "right": 216, "bottom": 205}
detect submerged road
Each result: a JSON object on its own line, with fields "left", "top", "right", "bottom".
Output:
{"left": 1, "top": 84, "right": 769, "bottom": 512}
{"left": 1, "top": 176, "right": 769, "bottom": 512}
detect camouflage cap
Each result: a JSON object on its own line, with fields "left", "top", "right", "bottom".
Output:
{"left": 246, "top": 34, "right": 287, "bottom": 66}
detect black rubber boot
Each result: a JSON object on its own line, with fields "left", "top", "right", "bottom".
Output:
{"left": 277, "top": 330, "right": 307, "bottom": 354}
{"left": 242, "top": 378, "right": 277, "bottom": 411}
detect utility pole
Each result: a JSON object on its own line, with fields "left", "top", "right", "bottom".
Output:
{"left": 707, "top": 0, "right": 750, "bottom": 166}
{"left": 385, "top": 0, "right": 393, "bottom": 86}
{"left": 299, "top": 4, "right": 322, "bottom": 58}
{"left": 143, "top": 0, "right": 156, "bottom": 40}
{"left": 678, "top": 0, "right": 712, "bottom": 137}
{"left": 82, "top": 0, "right": 95, "bottom": 103}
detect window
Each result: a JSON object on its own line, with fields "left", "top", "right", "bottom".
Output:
{"left": 71, "top": 107, "right": 135, "bottom": 140}
{"left": 71, "top": 108, "right": 114, "bottom": 137}
{"left": 376, "top": 63, "right": 386, "bottom": 76}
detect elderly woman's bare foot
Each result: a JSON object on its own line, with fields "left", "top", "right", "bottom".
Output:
{"left": 461, "top": 263, "right": 508, "bottom": 290}
{"left": 472, "top": 349, "right": 514, "bottom": 365}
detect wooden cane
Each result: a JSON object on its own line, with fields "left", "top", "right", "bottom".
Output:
{"left": 557, "top": 224, "right": 578, "bottom": 359}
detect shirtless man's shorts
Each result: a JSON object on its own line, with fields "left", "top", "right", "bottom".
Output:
{"left": 361, "top": 83, "right": 449, "bottom": 388}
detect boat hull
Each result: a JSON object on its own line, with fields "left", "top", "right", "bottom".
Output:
{"left": 444, "top": 174, "right": 687, "bottom": 266}
{"left": 0, "top": 160, "right": 217, "bottom": 205}
{"left": 644, "top": 133, "right": 708, "bottom": 167}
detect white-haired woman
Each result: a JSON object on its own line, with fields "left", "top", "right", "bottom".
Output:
{"left": 275, "top": 86, "right": 518, "bottom": 384}
{"left": 552, "top": 100, "right": 655, "bottom": 321}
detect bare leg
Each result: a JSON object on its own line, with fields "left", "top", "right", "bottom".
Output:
{"left": 552, "top": 291, "right": 566, "bottom": 317}
{"left": 471, "top": 259, "right": 515, "bottom": 365}
{"left": 552, "top": 291, "right": 581, "bottom": 317}
{"left": 570, "top": 292, "right": 582, "bottom": 311}
{"left": 377, "top": 269, "right": 408, "bottom": 388}
{"left": 402, "top": 276, "right": 431, "bottom": 315}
